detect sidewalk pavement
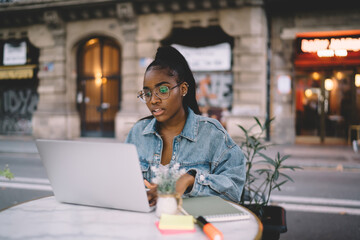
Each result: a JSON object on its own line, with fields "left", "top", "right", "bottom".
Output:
{"left": 0, "top": 137, "right": 359, "bottom": 171}
{"left": 263, "top": 144, "right": 360, "bottom": 171}
{"left": 0, "top": 137, "right": 38, "bottom": 154}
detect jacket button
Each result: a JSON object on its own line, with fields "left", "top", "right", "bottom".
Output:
{"left": 199, "top": 174, "right": 205, "bottom": 181}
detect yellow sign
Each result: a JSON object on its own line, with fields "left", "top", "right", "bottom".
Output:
{"left": 0, "top": 65, "right": 36, "bottom": 80}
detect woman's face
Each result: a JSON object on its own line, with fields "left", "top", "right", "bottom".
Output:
{"left": 143, "top": 68, "right": 187, "bottom": 124}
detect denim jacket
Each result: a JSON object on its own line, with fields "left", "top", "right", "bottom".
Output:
{"left": 125, "top": 108, "right": 246, "bottom": 203}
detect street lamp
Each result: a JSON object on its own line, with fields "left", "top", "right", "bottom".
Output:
{"left": 355, "top": 74, "right": 360, "bottom": 87}
{"left": 324, "top": 78, "right": 334, "bottom": 91}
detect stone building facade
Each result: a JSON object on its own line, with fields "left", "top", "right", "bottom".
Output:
{"left": 268, "top": 1, "right": 360, "bottom": 144}
{"left": 0, "top": 0, "right": 359, "bottom": 144}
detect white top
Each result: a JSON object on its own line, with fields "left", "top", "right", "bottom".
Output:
{"left": 0, "top": 196, "right": 262, "bottom": 240}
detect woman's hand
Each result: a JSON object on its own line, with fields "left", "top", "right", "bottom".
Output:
{"left": 144, "top": 179, "right": 158, "bottom": 207}
{"left": 176, "top": 173, "right": 195, "bottom": 196}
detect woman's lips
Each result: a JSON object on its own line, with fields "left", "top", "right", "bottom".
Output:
{"left": 152, "top": 108, "right": 165, "bottom": 116}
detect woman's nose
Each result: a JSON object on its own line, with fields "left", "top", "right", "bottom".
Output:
{"left": 150, "top": 92, "right": 161, "bottom": 104}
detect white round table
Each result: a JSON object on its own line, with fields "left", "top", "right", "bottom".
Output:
{"left": 0, "top": 196, "right": 262, "bottom": 240}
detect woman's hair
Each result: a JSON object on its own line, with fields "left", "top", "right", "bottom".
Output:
{"left": 145, "top": 46, "right": 201, "bottom": 115}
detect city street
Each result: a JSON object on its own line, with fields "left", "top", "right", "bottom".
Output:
{"left": 1, "top": 1, "right": 360, "bottom": 239}
{"left": 271, "top": 170, "right": 360, "bottom": 240}
{"left": 1, "top": 140, "right": 360, "bottom": 239}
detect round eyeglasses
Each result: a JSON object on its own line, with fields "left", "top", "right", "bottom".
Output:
{"left": 137, "top": 82, "right": 184, "bottom": 103}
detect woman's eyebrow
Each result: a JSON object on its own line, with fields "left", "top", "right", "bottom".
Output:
{"left": 143, "top": 81, "right": 170, "bottom": 89}
{"left": 155, "top": 81, "right": 170, "bottom": 87}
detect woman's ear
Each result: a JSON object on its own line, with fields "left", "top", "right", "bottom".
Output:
{"left": 181, "top": 82, "right": 189, "bottom": 96}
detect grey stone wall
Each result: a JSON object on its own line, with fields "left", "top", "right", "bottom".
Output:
{"left": 29, "top": 11, "right": 80, "bottom": 139}
{"left": 220, "top": 7, "right": 268, "bottom": 139}
{"left": 0, "top": 1, "right": 271, "bottom": 142}
{"left": 113, "top": 6, "right": 268, "bottom": 141}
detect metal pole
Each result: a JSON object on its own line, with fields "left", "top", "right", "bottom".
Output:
{"left": 264, "top": 0, "right": 272, "bottom": 141}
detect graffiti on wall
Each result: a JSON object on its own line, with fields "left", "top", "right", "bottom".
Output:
{"left": 194, "top": 72, "right": 233, "bottom": 126}
{"left": 194, "top": 72, "right": 233, "bottom": 109}
{"left": 0, "top": 88, "right": 38, "bottom": 134}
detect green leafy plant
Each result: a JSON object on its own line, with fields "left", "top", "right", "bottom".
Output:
{"left": 238, "top": 117, "right": 301, "bottom": 216}
{"left": 151, "top": 163, "right": 186, "bottom": 194}
{"left": 0, "top": 164, "right": 14, "bottom": 180}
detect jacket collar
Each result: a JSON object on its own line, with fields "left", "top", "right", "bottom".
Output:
{"left": 142, "top": 107, "right": 198, "bottom": 142}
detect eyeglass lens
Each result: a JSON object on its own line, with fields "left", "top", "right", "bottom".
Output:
{"left": 137, "top": 82, "right": 183, "bottom": 103}
{"left": 138, "top": 85, "right": 170, "bottom": 102}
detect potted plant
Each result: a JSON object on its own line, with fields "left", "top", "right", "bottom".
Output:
{"left": 151, "top": 163, "right": 185, "bottom": 217}
{"left": 238, "top": 117, "right": 301, "bottom": 240}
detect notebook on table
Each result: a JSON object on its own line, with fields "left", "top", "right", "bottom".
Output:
{"left": 36, "top": 139, "right": 154, "bottom": 213}
{"left": 181, "top": 196, "right": 250, "bottom": 222}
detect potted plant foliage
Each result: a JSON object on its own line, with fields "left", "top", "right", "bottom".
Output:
{"left": 151, "top": 163, "right": 186, "bottom": 217}
{"left": 0, "top": 165, "right": 13, "bottom": 180}
{"left": 238, "top": 117, "right": 301, "bottom": 240}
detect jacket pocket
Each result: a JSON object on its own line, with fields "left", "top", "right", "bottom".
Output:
{"left": 140, "top": 160, "right": 151, "bottom": 181}
{"left": 178, "top": 158, "right": 210, "bottom": 175}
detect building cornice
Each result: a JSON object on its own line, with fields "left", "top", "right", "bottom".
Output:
{"left": 0, "top": 0, "right": 264, "bottom": 28}
{"left": 0, "top": 0, "right": 116, "bottom": 11}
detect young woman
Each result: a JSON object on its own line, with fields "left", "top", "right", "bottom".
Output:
{"left": 125, "top": 46, "right": 245, "bottom": 206}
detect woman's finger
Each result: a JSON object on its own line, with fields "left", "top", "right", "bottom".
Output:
{"left": 144, "top": 179, "right": 158, "bottom": 205}
{"left": 144, "top": 179, "right": 157, "bottom": 189}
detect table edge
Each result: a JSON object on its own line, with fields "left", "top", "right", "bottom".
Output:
{"left": 2, "top": 196, "right": 263, "bottom": 240}
{"left": 0, "top": 194, "right": 54, "bottom": 212}
{"left": 226, "top": 200, "right": 263, "bottom": 240}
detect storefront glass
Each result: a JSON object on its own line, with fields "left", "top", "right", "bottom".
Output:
{"left": 173, "top": 42, "right": 233, "bottom": 126}
{"left": 0, "top": 39, "right": 39, "bottom": 135}
{"left": 162, "top": 27, "right": 234, "bottom": 127}
{"left": 295, "top": 69, "right": 359, "bottom": 142}
{"left": 295, "top": 31, "right": 360, "bottom": 143}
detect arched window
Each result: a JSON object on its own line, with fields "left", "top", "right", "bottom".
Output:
{"left": 77, "top": 37, "right": 121, "bottom": 137}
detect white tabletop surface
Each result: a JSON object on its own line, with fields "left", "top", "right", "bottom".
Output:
{"left": 0, "top": 196, "right": 262, "bottom": 240}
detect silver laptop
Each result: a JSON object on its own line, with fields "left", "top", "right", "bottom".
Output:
{"left": 36, "top": 139, "right": 153, "bottom": 212}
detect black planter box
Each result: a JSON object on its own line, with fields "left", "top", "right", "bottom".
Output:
{"left": 244, "top": 205, "right": 287, "bottom": 240}
{"left": 261, "top": 206, "right": 287, "bottom": 240}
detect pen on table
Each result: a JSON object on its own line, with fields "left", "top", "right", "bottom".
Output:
{"left": 180, "top": 207, "right": 224, "bottom": 240}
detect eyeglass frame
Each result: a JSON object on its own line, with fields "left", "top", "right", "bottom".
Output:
{"left": 137, "top": 81, "right": 185, "bottom": 103}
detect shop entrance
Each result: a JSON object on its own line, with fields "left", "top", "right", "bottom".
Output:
{"left": 161, "top": 26, "right": 234, "bottom": 126}
{"left": 0, "top": 39, "right": 39, "bottom": 135}
{"left": 295, "top": 68, "right": 359, "bottom": 143}
{"left": 294, "top": 31, "right": 360, "bottom": 144}
{"left": 77, "top": 37, "right": 121, "bottom": 138}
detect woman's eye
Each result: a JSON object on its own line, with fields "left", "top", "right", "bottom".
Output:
{"left": 159, "top": 86, "right": 169, "bottom": 94}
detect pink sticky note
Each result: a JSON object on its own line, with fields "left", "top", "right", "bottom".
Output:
{"left": 155, "top": 222, "right": 196, "bottom": 235}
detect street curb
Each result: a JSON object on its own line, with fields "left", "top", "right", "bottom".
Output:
{"left": 0, "top": 140, "right": 38, "bottom": 154}
{"left": 1, "top": 139, "right": 360, "bottom": 170}
{"left": 294, "top": 163, "right": 360, "bottom": 171}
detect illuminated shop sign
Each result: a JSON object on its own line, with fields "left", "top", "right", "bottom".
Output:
{"left": 300, "top": 36, "right": 360, "bottom": 57}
